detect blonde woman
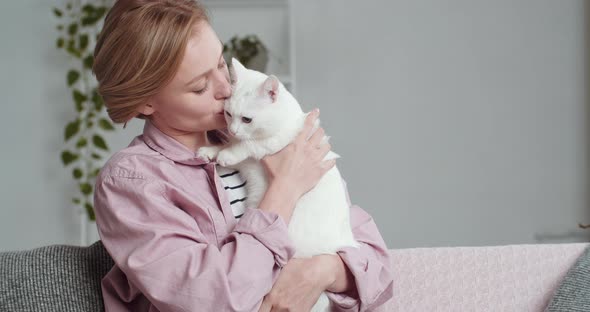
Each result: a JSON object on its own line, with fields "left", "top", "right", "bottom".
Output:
{"left": 92, "top": 0, "right": 393, "bottom": 311}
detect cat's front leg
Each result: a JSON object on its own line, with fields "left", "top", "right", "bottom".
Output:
{"left": 196, "top": 146, "right": 221, "bottom": 162}
{"left": 216, "top": 144, "right": 249, "bottom": 167}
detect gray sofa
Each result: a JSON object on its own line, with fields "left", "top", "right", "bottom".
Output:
{"left": 1, "top": 241, "right": 589, "bottom": 311}
{"left": 0, "top": 241, "right": 113, "bottom": 312}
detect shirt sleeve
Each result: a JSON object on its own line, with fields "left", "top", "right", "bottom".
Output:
{"left": 94, "top": 174, "right": 296, "bottom": 312}
{"left": 325, "top": 180, "right": 394, "bottom": 312}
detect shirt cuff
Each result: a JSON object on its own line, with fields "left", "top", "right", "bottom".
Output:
{"left": 325, "top": 249, "right": 363, "bottom": 311}
{"left": 233, "top": 207, "right": 295, "bottom": 267}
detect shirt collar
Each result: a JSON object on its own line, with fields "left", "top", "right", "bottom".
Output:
{"left": 142, "top": 120, "right": 211, "bottom": 166}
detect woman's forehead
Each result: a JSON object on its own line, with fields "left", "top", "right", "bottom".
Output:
{"left": 174, "top": 23, "right": 221, "bottom": 86}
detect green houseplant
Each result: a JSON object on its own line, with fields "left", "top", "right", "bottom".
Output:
{"left": 223, "top": 34, "right": 269, "bottom": 72}
{"left": 53, "top": 1, "right": 114, "bottom": 222}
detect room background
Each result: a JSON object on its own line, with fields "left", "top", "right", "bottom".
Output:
{"left": 0, "top": 0, "right": 588, "bottom": 251}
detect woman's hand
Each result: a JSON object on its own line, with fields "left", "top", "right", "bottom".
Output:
{"left": 258, "top": 109, "right": 335, "bottom": 223}
{"left": 258, "top": 256, "right": 333, "bottom": 312}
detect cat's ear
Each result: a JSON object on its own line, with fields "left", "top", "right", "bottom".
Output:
{"left": 260, "top": 75, "right": 280, "bottom": 103}
{"left": 229, "top": 58, "right": 246, "bottom": 85}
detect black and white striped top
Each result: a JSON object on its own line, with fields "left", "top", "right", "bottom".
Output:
{"left": 216, "top": 165, "right": 247, "bottom": 219}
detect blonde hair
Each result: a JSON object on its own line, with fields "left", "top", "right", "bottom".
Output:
{"left": 92, "top": 0, "right": 227, "bottom": 144}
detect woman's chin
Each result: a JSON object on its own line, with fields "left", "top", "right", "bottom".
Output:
{"left": 215, "top": 114, "right": 227, "bottom": 128}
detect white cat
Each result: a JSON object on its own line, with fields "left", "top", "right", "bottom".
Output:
{"left": 198, "top": 58, "right": 359, "bottom": 312}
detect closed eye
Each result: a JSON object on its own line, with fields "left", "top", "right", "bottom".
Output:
{"left": 242, "top": 117, "right": 252, "bottom": 124}
{"left": 225, "top": 111, "right": 232, "bottom": 118}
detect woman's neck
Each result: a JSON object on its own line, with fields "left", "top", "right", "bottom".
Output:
{"left": 149, "top": 119, "right": 209, "bottom": 153}
{"left": 171, "top": 131, "right": 208, "bottom": 153}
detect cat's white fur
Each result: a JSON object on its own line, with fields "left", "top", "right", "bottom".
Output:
{"left": 197, "top": 58, "right": 359, "bottom": 311}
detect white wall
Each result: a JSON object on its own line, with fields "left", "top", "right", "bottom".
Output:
{"left": 0, "top": 0, "right": 588, "bottom": 251}
{"left": 293, "top": 0, "right": 590, "bottom": 248}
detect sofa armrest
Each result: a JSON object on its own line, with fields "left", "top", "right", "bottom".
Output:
{"left": 0, "top": 241, "right": 114, "bottom": 312}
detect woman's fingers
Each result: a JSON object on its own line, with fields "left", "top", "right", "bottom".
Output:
{"left": 313, "top": 141, "right": 332, "bottom": 161}
{"left": 258, "top": 298, "right": 271, "bottom": 312}
{"left": 321, "top": 158, "right": 337, "bottom": 172}
{"left": 308, "top": 126, "right": 325, "bottom": 147}
{"left": 295, "top": 109, "right": 320, "bottom": 144}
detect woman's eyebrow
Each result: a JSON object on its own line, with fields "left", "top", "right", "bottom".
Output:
{"left": 184, "top": 41, "right": 224, "bottom": 87}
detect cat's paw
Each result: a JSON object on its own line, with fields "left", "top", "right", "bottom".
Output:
{"left": 216, "top": 149, "right": 241, "bottom": 166}
{"left": 197, "top": 146, "right": 220, "bottom": 161}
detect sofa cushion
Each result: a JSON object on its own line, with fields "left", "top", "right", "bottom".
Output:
{"left": 375, "top": 243, "right": 590, "bottom": 311}
{"left": 0, "top": 240, "right": 114, "bottom": 312}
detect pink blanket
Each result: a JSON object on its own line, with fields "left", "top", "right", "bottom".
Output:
{"left": 374, "top": 243, "right": 589, "bottom": 311}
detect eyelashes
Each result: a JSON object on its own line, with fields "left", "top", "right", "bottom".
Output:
{"left": 193, "top": 60, "right": 228, "bottom": 95}
{"left": 194, "top": 84, "right": 209, "bottom": 94}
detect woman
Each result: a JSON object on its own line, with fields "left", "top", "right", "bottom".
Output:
{"left": 92, "top": 0, "right": 393, "bottom": 311}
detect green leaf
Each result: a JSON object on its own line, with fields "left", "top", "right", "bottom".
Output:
{"left": 68, "top": 23, "right": 78, "bottom": 36}
{"left": 73, "top": 168, "right": 83, "bottom": 179}
{"left": 64, "top": 120, "right": 80, "bottom": 141}
{"left": 57, "top": 25, "right": 64, "bottom": 31}
{"left": 67, "top": 70, "right": 79, "bottom": 86}
{"left": 87, "top": 120, "right": 94, "bottom": 128}
{"left": 96, "top": 7, "right": 108, "bottom": 19}
{"left": 73, "top": 89, "right": 87, "bottom": 111}
{"left": 88, "top": 167, "right": 99, "bottom": 178}
{"left": 56, "top": 37, "right": 64, "bottom": 48}
{"left": 85, "top": 202, "right": 96, "bottom": 221}
{"left": 83, "top": 55, "right": 93, "bottom": 69}
{"left": 81, "top": 5, "right": 107, "bottom": 26}
{"left": 53, "top": 8, "right": 63, "bottom": 17}
{"left": 66, "top": 39, "right": 81, "bottom": 58}
{"left": 92, "top": 135, "right": 108, "bottom": 151}
{"left": 76, "top": 137, "right": 87, "bottom": 148}
{"left": 79, "top": 34, "right": 89, "bottom": 51}
{"left": 61, "top": 150, "right": 79, "bottom": 166}
{"left": 88, "top": 112, "right": 95, "bottom": 119}
{"left": 91, "top": 153, "right": 102, "bottom": 160}
{"left": 92, "top": 90, "right": 103, "bottom": 111}
{"left": 81, "top": 4, "right": 95, "bottom": 14}
{"left": 79, "top": 183, "right": 92, "bottom": 195}
{"left": 72, "top": 198, "right": 81, "bottom": 205}
{"left": 99, "top": 118, "right": 115, "bottom": 131}
{"left": 66, "top": 3, "right": 72, "bottom": 10}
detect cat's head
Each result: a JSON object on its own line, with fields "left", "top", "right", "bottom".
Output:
{"left": 223, "top": 58, "right": 297, "bottom": 140}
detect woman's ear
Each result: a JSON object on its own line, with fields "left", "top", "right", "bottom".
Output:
{"left": 138, "top": 100, "right": 156, "bottom": 116}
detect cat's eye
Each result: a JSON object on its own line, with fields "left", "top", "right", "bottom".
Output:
{"left": 225, "top": 111, "right": 232, "bottom": 118}
{"left": 242, "top": 117, "right": 252, "bottom": 124}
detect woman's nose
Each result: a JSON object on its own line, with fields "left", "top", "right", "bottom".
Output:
{"left": 214, "top": 70, "right": 232, "bottom": 100}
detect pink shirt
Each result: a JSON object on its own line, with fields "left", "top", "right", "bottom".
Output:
{"left": 94, "top": 120, "right": 393, "bottom": 312}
